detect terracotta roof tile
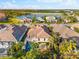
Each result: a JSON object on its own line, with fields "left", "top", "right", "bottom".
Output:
{"left": 27, "top": 25, "right": 51, "bottom": 38}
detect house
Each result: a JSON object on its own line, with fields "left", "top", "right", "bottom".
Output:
{"left": 63, "top": 19, "right": 71, "bottom": 23}
{"left": 52, "top": 24, "right": 79, "bottom": 47}
{"left": 76, "top": 16, "right": 79, "bottom": 21}
{"left": 26, "top": 14, "right": 34, "bottom": 19}
{"left": 36, "top": 17, "right": 45, "bottom": 22}
{"left": 0, "top": 24, "right": 27, "bottom": 55}
{"left": 16, "top": 15, "right": 32, "bottom": 23}
{"left": 52, "top": 24, "right": 79, "bottom": 38}
{"left": 26, "top": 24, "right": 51, "bottom": 42}
{"left": 0, "top": 13, "right": 7, "bottom": 21}
{"left": 46, "top": 16, "right": 58, "bottom": 23}
{"left": 54, "top": 15, "right": 61, "bottom": 20}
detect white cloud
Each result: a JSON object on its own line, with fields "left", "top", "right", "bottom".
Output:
{"left": 37, "top": 0, "right": 77, "bottom": 5}
{"left": 0, "top": 1, "right": 41, "bottom": 9}
{"left": 0, "top": 2, "right": 18, "bottom": 9}
{"left": 0, "top": 0, "right": 78, "bottom": 9}
{"left": 64, "top": 0, "right": 77, "bottom": 6}
{"left": 0, "top": 0, "right": 17, "bottom": 9}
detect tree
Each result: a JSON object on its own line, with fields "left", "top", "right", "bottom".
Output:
{"left": 59, "top": 40, "right": 77, "bottom": 59}
{"left": 32, "top": 16, "right": 36, "bottom": 23}
{"left": 8, "top": 17, "right": 21, "bottom": 24}
{"left": 44, "top": 16, "right": 47, "bottom": 23}
{"left": 25, "top": 42, "right": 52, "bottom": 59}
{"left": 63, "top": 11, "right": 77, "bottom": 23}
{"left": 48, "top": 30, "right": 62, "bottom": 59}
{"left": 25, "top": 42, "right": 40, "bottom": 59}
{"left": 48, "top": 26, "right": 77, "bottom": 59}
{"left": 26, "top": 48, "right": 40, "bottom": 59}
{"left": 8, "top": 42, "right": 24, "bottom": 58}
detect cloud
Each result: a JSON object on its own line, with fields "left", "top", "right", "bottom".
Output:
{"left": 0, "top": 0, "right": 78, "bottom": 9}
{"left": 0, "top": 2, "right": 18, "bottom": 9}
{"left": 64, "top": 0, "right": 77, "bottom": 6}
{"left": 0, "top": 1, "right": 41, "bottom": 9}
{"left": 37, "top": 0, "right": 77, "bottom": 6}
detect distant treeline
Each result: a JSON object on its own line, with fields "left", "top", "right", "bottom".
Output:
{"left": 0, "top": 9, "right": 75, "bottom": 13}
{"left": 0, "top": 9, "right": 64, "bottom": 18}
{"left": 0, "top": 9, "right": 63, "bottom": 13}
{"left": 0, "top": 9, "right": 79, "bottom": 17}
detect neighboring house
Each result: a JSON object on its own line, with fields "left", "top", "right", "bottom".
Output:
{"left": 76, "top": 16, "right": 79, "bottom": 21}
{"left": 52, "top": 24, "right": 79, "bottom": 38}
{"left": 0, "top": 13, "right": 7, "bottom": 21}
{"left": 26, "top": 24, "right": 51, "bottom": 42}
{"left": 16, "top": 15, "right": 32, "bottom": 23}
{"left": 36, "top": 17, "right": 45, "bottom": 22}
{"left": 52, "top": 24, "right": 79, "bottom": 46}
{"left": 46, "top": 16, "right": 58, "bottom": 23}
{"left": 54, "top": 15, "right": 61, "bottom": 20}
{"left": 0, "top": 24, "right": 27, "bottom": 55}
{"left": 63, "top": 19, "right": 71, "bottom": 23}
{"left": 26, "top": 14, "right": 34, "bottom": 19}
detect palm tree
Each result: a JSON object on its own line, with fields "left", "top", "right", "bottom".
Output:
{"left": 48, "top": 26, "right": 77, "bottom": 59}
{"left": 48, "top": 30, "right": 62, "bottom": 59}
{"left": 25, "top": 42, "right": 40, "bottom": 59}
{"left": 59, "top": 40, "right": 77, "bottom": 59}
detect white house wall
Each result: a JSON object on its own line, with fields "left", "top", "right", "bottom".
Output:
{"left": 26, "top": 37, "right": 49, "bottom": 42}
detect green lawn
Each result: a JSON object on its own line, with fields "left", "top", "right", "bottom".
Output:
{"left": 74, "top": 27, "right": 79, "bottom": 33}
{"left": 0, "top": 21, "right": 10, "bottom": 24}
{"left": 0, "top": 21, "right": 23, "bottom": 25}
{"left": 0, "top": 56, "right": 14, "bottom": 59}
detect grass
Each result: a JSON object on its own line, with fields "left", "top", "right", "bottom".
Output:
{"left": 0, "top": 21, "right": 10, "bottom": 24}
{"left": 74, "top": 27, "right": 79, "bottom": 33}
{"left": 0, "top": 56, "right": 14, "bottom": 59}
{"left": 0, "top": 21, "right": 23, "bottom": 25}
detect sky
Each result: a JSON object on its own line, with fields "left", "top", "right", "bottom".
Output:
{"left": 0, "top": 0, "right": 79, "bottom": 9}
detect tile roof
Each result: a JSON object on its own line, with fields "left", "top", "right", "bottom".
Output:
{"left": 0, "top": 13, "right": 6, "bottom": 18}
{"left": 36, "top": 17, "right": 44, "bottom": 21}
{"left": 52, "top": 24, "right": 79, "bottom": 38}
{"left": 0, "top": 25, "right": 16, "bottom": 42}
{"left": 0, "top": 25, "right": 27, "bottom": 42}
{"left": 27, "top": 25, "right": 51, "bottom": 38}
{"left": 0, "top": 13, "right": 6, "bottom": 21}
